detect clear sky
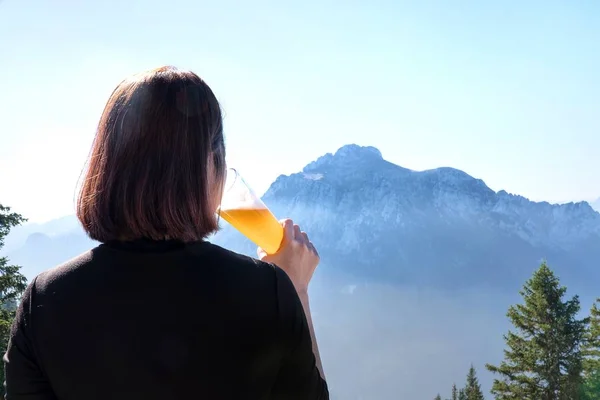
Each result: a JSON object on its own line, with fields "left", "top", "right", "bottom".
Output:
{"left": 1, "top": 0, "right": 599, "bottom": 223}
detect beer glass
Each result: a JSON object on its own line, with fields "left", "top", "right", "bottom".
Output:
{"left": 218, "top": 168, "right": 284, "bottom": 255}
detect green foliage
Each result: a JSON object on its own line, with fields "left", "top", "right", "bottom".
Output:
{"left": 434, "top": 395, "right": 442, "bottom": 400}
{"left": 0, "top": 204, "right": 28, "bottom": 397}
{"left": 583, "top": 299, "right": 600, "bottom": 374}
{"left": 0, "top": 204, "right": 27, "bottom": 304}
{"left": 451, "top": 383, "right": 458, "bottom": 400}
{"left": 580, "top": 369, "right": 600, "bottom": 400}
{"left": 485, "top": 262, "right": 588, "bottom": 400}
{"left": 458, "top": 388, "right": 466, "bottom": 400}
{"left": 581, "top": 299, "right": 600, "bottom": 400}
{"left": 464, "top": 365, "right": 485, "bottom": 400}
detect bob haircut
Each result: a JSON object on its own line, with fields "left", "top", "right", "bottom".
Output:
{"left": 77, "top": 66, "right": 226, "bottom": 243}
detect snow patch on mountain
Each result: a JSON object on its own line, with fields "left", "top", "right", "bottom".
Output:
{"left": 303, "top": 173, "right": 324, "bottom": 181}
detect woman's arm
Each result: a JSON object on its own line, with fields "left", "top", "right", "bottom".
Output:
{"left": 270, "top": 267, "right": 328, "bottom": 400}
{"left": 259, "top": 219, "right": 328, "bottom": 399}
{"left": 297, "top": 291, "right": 325, "bottom": 380}
{"left": 4, "top": 279, "right": 57, "bottom": 400}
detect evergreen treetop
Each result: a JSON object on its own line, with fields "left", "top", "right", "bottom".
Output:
{"left": 486, "top": 262, "right": 588, "bottom": 399}
{"left": 464, "top": 365, "right": 485, "bottom": 400}
{"left": 451, "top": 383, "right": 458, "bottom": 400}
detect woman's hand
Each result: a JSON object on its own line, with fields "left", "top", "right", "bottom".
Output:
{"left": 258, "top": 219, "right": 320, "bottom": 295}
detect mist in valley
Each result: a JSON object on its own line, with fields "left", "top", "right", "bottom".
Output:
{"left": 310, "top": 275, "right": 511, "bottom": 399}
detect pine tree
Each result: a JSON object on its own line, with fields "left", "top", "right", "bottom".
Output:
{"left": 583, "top": 299, "right": 600, "bottom": 374}
{"left": 486, "top": 262, "right": 588, "bottom": 400}
{"left": 458, "top": 388, "right": 467, "bottom": 400}
{"left": 451, "top": 383, "right": 458, "bottom": 400}
{"left": 434, "top": 395, "right": 442, "bottom": 400}
{"left": 581, "top": 299, "right": 600, "bottom": 400}
{"left": 464, "top": 365, "right": 485, "bottom": 400}
{"left": 0, "top": 204, "right": 28, "bottom": 397}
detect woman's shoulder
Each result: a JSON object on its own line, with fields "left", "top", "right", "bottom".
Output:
{"left": 32, "top": 249, "right": 96, "bottom": 291}
{"left": 195, "top": 242, "right": 279, "bottom": 279}
{"left": 30, "top": 242, "right": 284, "bottom": 296}
{"left": 198, "top": 241, "right": 270, "bottom": 266}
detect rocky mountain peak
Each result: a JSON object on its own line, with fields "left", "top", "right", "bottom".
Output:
{"left": 334, "top": 144, "right": 383, "bottom": 159}
{"left": 303, "top": 144, "right": 385, "bottom": 173}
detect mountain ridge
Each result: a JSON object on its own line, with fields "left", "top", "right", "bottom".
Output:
{"left": 264, "top": 144, "right": 599, "bottom": 248}
{"left": 297, "top": 144, "right": 595, "bottom": 219}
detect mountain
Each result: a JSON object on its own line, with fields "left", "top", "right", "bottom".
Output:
{"left": 3, "top": 144, "right": 599, "bottom": 399}
{"left": 2, "top": 214, "right": 84, "bottom": 255}
{"left": 213, "top": 144, "right": 600, "bottom": 291}
{"left": 4, "top": 229, "right": 97, "bottom": 279}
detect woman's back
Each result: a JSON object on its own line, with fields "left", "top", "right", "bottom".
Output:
{"left": 5, "top": 240, "right": 328, "bottom": 399}
{"left": 5, "top": 66, "right": 327, "bottom": 399}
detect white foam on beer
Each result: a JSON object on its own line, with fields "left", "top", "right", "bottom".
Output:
{"left": 220, "top": 190, "right": 267, "bottom": 212}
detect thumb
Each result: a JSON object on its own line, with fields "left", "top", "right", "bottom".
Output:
{"left": 257, "top": 247, "right": 268, "bottom": 261}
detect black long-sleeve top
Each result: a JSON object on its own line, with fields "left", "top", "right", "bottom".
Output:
{"left": 4, "top": 239, "right": 329, "bottom": 400}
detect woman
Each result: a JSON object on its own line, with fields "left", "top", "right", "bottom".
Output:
{"left": 4, "top": 66, "right": 328, "bottom": 400}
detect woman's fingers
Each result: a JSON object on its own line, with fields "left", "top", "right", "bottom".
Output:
{"left": 308, "top": 241, "right": 319, "bottom": 258}
{"left": 277, "top": 219, "right": 315, "bottom": 252}
{"left": 281, "top": 219, "right": 295, "bottom": 243}
{"left": 293, "top": 224, "right": 302, "bottom": 240}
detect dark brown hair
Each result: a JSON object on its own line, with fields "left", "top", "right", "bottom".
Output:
{"left": 77, "top": 66, "right": 226, "bottom": 243}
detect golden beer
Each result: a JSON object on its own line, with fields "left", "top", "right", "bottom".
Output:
{"left": 219, "top": 168, "right": 284, "bottom": 255}
{"left": 219, "top": 207, "right": 284, "bottom": 255}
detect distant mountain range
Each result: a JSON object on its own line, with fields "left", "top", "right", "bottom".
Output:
{"left": 4, "top": 144, "right": 599, "bottom": 288}
{"left": 3, "top": 144, "right": 599, "bottom": 399}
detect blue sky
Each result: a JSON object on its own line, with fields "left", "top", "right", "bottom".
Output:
{"left": 0, "top": 0, "right": 599, "bottom": 222}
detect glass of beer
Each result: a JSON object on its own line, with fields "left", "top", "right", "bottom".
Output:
{"left": 218, "top": 168, "right": 284, "bottom": 255}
